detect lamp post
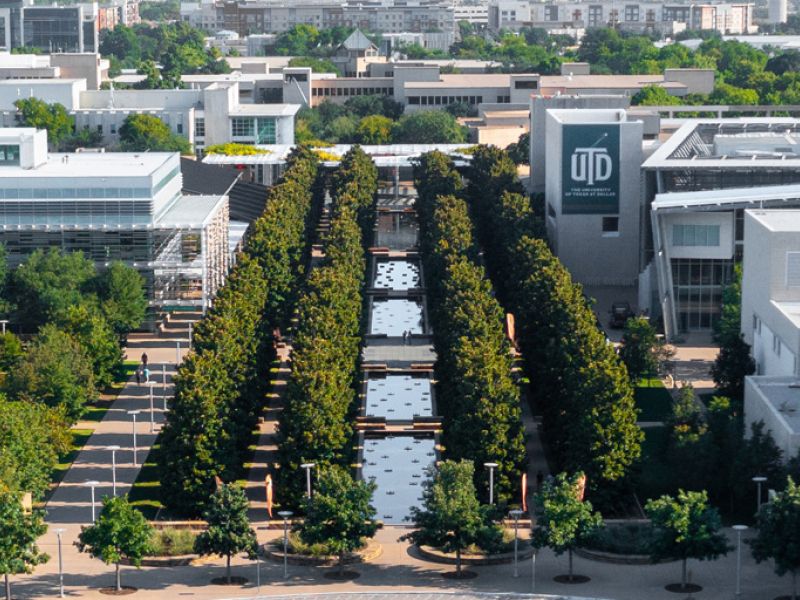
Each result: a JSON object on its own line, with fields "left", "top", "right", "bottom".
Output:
{"left": 753, "top": 476, "right": 768, "bottom": 513}
{"left": 0, "top": 319, "right": 8, "bottom": 334}
{"left": 162, "top": 364, "right": 168, "bottom": 411}
{"left": 277, "top": 510, "right": 293, "bottom": 579}
{"left": 188, "top": 322, "right": 192, "bottom": 349}
{"left": 300, "top": 463, "right": 315, "bottom": 498}
{"left": 531, "top": 549, "right": 537, "bottom": 593}
{"left": 733, "top": 524, "right": 748, "bottom": 598}
{"left": 147, "top": 380, "right": 158, "bottom": 433}
{"left": 127, "top": 410, "right": 141, "bottom": 466}
{"left": 53, "top": 528, "right": 65, "bottom": 598}
{"left": 84, "top": 480, "right": 100, "bottom": 522}
{"left": 176, "top": 341, "right": 181, "bottom": 364}
{"left": 509, "top": 509, "right": 524, "bottom": 578}
{"left": 484, "top": 462, "right": 498, "bottom": 505}
{"left": 107, "top": 445, "right": 121, "bottom": 496}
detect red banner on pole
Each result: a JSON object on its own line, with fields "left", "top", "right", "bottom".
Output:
{"left": 521, "top": 472, "right": 528, "bottom": 513}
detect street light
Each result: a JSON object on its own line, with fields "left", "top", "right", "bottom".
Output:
{"left": 277, "top": 510, "right": 293, "bottom": 579}
{"left": 0, "top": 319, "right": 8, "bottom": 334}
{"left": 733, "top": 524, "right": 748, "bottom": 598}
{"left": 84, "top": 480, "right": 100, "bottom": 522}
{"left": 753, "top": 476, "right": 768, "bottom": 513}
{"left": 484, "top": 462, "right": 498, "bottom": 505}
{"left": 176, "top": 341, "right": 181, "bottom": 364}
{"left": 509, "top": 509, "right": 524, "bottom": 578}
{"left": 147, "top": 380, "right": 158, "bottom": 433}
{"left": 300, "top": 463, "right": 315, "bottom": 498}
{"left": 107, "top": 445, "right": 121, "bottom": 496}
{"left": 127, "top": 410, "right": 141, "bottom": 466}
{"left": 53, "top": 527, "right": 65, "bottom": 598}
{"left": 162, "top": 364, "right": 168, "bottom": 411}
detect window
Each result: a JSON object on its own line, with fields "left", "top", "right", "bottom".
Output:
{"left": 177, "top": 123, "right": 183, "bottom": 134}
{"left": 110, "top": 123, "right": 117, "bottom": 134}
{"left": 514, "top": 80, "right": 538, "bottom": 89}
{"left": 231, "top": 117, "right": 255, "bottom": 137}
{"left": 0, "top": 145, "right": 20, "bottom": 166}
{"left": 787, "top": 252, "right": 800, "bottom": 287}
{"left": 544, "top": 5, "right": 558, "bottom": 20}
{"left": 672, "top": 224, "right": 720, "bottom": 247}
{"left": 602, "top": 216, "right": 619, "bottom": 234}
{"left": 774, "top": 333, "right": 782, "bottom": 356}
{"left": 195, "top": 118, "right": 205, "bottom": 138}
{"left": 624, "top": 4, "right": 639, "bottom": 20}
{"left": 588, "top": 4, "right": 603, "bottom": 26}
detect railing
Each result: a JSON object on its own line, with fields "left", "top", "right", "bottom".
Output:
{"left": 637, "top": 104, "right": 800, "bottom": 118}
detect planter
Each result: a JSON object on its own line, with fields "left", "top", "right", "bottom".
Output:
{"left": 120, "top": 554, "right": 216, "bottom": 567}
{"left": 574, "top": 547, "right": 674, "bottom": 566}
{"left": 415, "top": 544, "right": 534, "bottom": 566}
{"left": 265, "top": 540, "right": 382, "bottom": 566}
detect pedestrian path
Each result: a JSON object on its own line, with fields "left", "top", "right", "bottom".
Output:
{"left": 45, "top": 363, "right": 176, "bottom": 525}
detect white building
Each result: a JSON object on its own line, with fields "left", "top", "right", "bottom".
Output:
{"left": 0, "top": 127, "right": 230, "bottom": 312}
{"left": 744, "top": 376, "right": 800, "bottom": 459}
{"left": 488, "top": 0, "right": 756, "bottom": 35}
{"left": 0, "top": 79, "right": 299, "bottom": 150}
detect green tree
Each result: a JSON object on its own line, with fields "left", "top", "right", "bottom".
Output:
{"left": 194, "top": 483, "right": 258, "bottom": 584}
{"left": 96, "top": 261, "right": 148, "bottom": 339}
{"left": 14, "top": 98, "right": 74, "bottom": 149}
{"left": 288, "top": 56, "right": 340, "bottom": 75}
{"left": 12, "top": 248, "right": 96, "bottom": 330}
{"left": 60, "top": 304, "right": 123, "bottom": 390}
{"left": 645, "top": 489, "right": 730, "bottom": 590}
{"left": 298, "top": 466, "right": 378, "bottom": 574}
{"left": 392, "top": 111, "right": 467, "bottom": 144}
{"left": 711, "top": 334, "right": 755, "bottom": 401}
{"left": 750, "top": 477, "right": 800, "bottom": 599}
{"left": 275, "top": 24, "right": 320, "bottom": 55}
{"left": 77, "top": 495, "right": 153, "bottom": 592}
{"left": 631, "top": 84, "right": 682, "bottom": 106}
{"left": 670, "top": 383, "right": 705, "bottom": 442}
{"left": 506, "top": 131, "right": 530, "bottom": 165}
{"left": 402, "top": 460, "right": 502, "bottom": 576}
{"left": 0, "top": 492, "right": 48, "bottom": 600}
{"left": 6, "top": 324, "right": 96, "bottom": 422}
{"left": 119, "top": 114, "right": 191, "bottom": 153}
{"left": 0, "top": 397, "right": 70, "bottom": 499}
{"left": 531, "top": 471, "right": 603, "bottom": 581}
{"left": 356, "top": 114, "right": 393, "bottom": 144}
{"left": 0, "top": 333, "right": 23, "bottom": 372}
{"left": 618, "top": 316, "right": 673, "bottom": 382}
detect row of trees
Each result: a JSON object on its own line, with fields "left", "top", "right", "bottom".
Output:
{"left": 276, "top": 146, "right": 378, "bottom": 508}
{"left": 157, "top": 146, "right": 321, "bottom": 516}
{"left": 464, "top": 146, "right": 642, "bottom": 495}
{"left": 413, "top": 151, "right": 526, "bottom": 504}
{"left": 297, "top": 98, "right": 468, "bottom": 145}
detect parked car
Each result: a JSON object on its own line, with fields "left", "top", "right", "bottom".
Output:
{"left": 609, "top": 302, "right": 633, "bottom": 329}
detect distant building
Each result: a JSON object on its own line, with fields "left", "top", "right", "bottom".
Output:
{"left": 487, "top": 0, "right": 756, "bottom": 36}
{"left": 0, "top": 127, "right": 230, "bottom": 312}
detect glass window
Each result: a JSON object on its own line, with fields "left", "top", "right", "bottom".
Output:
{"left": 231, "top": 117, "right": 255, "bottom": 137}
{"left": 602, "top": 216, "right": 619, "bottom": 233}
{"left": 672, "top": 224, "right": 721, "bottom": 247}
{"left": 0, "top": 144, "right": 20, "bottom": 166}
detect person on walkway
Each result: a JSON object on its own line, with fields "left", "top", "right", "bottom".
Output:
{"left": 141, "top": 352, "right": 148, "bottom": 367}
{"left": 135, "top": 368, "right": 142, "bottom": 385}
{"left": 143, "top": 366, "right": 150, "bottom": 383}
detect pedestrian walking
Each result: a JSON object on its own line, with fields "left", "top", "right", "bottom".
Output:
{"left": 143, "top": 366, "right": 150, "bottom": 383}
{"left": 135, "top": 368, "right": 141, "bottom": 385}
{"left": 141, "top": 352, "right": 148, "bottom": 367}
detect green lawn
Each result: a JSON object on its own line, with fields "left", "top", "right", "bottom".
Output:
{"left": 48, "top": 428, "right": 93, "bottom": 493}
{"left": 128, "top": 445, "right": 165, "bottom": 520}
{"left": 634, "top": 378, "right": 672, "bottom": 422}
{"left": 82, "top": 361, "right": 139, "bottom": 423}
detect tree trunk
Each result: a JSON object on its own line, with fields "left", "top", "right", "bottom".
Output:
{"left": 681, "top": 558, "right": 687, "bottom": 589}
{"left": 456, "top": 548, "right": 462, "bottom": 575}
{"left": 226, "top": 554, "right": 231, "bottom": 584}
{"left": 5, "top": 573, "right": 11, "bottom": 600}
{"left": 115, "top": 563, "right": 121, "bottom": 592}
{"left": 569, "top": 549, "right": 574, "bottom": 582}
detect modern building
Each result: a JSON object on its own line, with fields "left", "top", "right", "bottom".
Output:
{"left": 0, "top": 127, "right": 230, "bottom": 312}
{"left": 487, "top": 0, "right": 756, "bottom": 36}
{"left": 0, "top": 79, "right": 299, "bottom": 151}
{"left": 644, "top": 120, "right": 800, "bottom": 338}
{"left": 544, "top": 108, "right": 644, "bottom": 287}
{"left": 744, "top": 376, "right": 800, "bottom": 459}
{"left": 180, "top": 0, "right": 456, "bottom": 37}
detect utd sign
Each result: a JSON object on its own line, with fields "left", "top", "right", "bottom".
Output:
{"left": 561, "top": 124, "right": 620, "bottom": 214}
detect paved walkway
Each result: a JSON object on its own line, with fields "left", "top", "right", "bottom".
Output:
{"left": 14, "top": 525, "right": 789, "bottom": 600}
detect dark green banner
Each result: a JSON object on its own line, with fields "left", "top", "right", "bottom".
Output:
{"left": 561, "top": 124, "right": 620, "bottom": 215}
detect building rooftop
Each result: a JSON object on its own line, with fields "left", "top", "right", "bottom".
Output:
{"left": 405, "top": 73, "right": 511, "bottom": 88}
{"left": 157, "top": 194, "right": 227, "bottom": 229}
{"left": 0, "top": 151, "right": 176, "bottom": 179}
{"left": 643, "top": 119, "right": 800, "bottom": 168}
{"left": 747, "top": 209, "right": 800, "bottom": 232}
{"left": 540, "top": 74, "right": 684, "bottom": 90}
{"left": 747, "top": 376, "right": 800, "bottom": 435}
{"left": 228, "top": 103, "right": 300, "bottom": 116}
{"left": 653, "top": 183, "right": 800, "bottom": 212}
